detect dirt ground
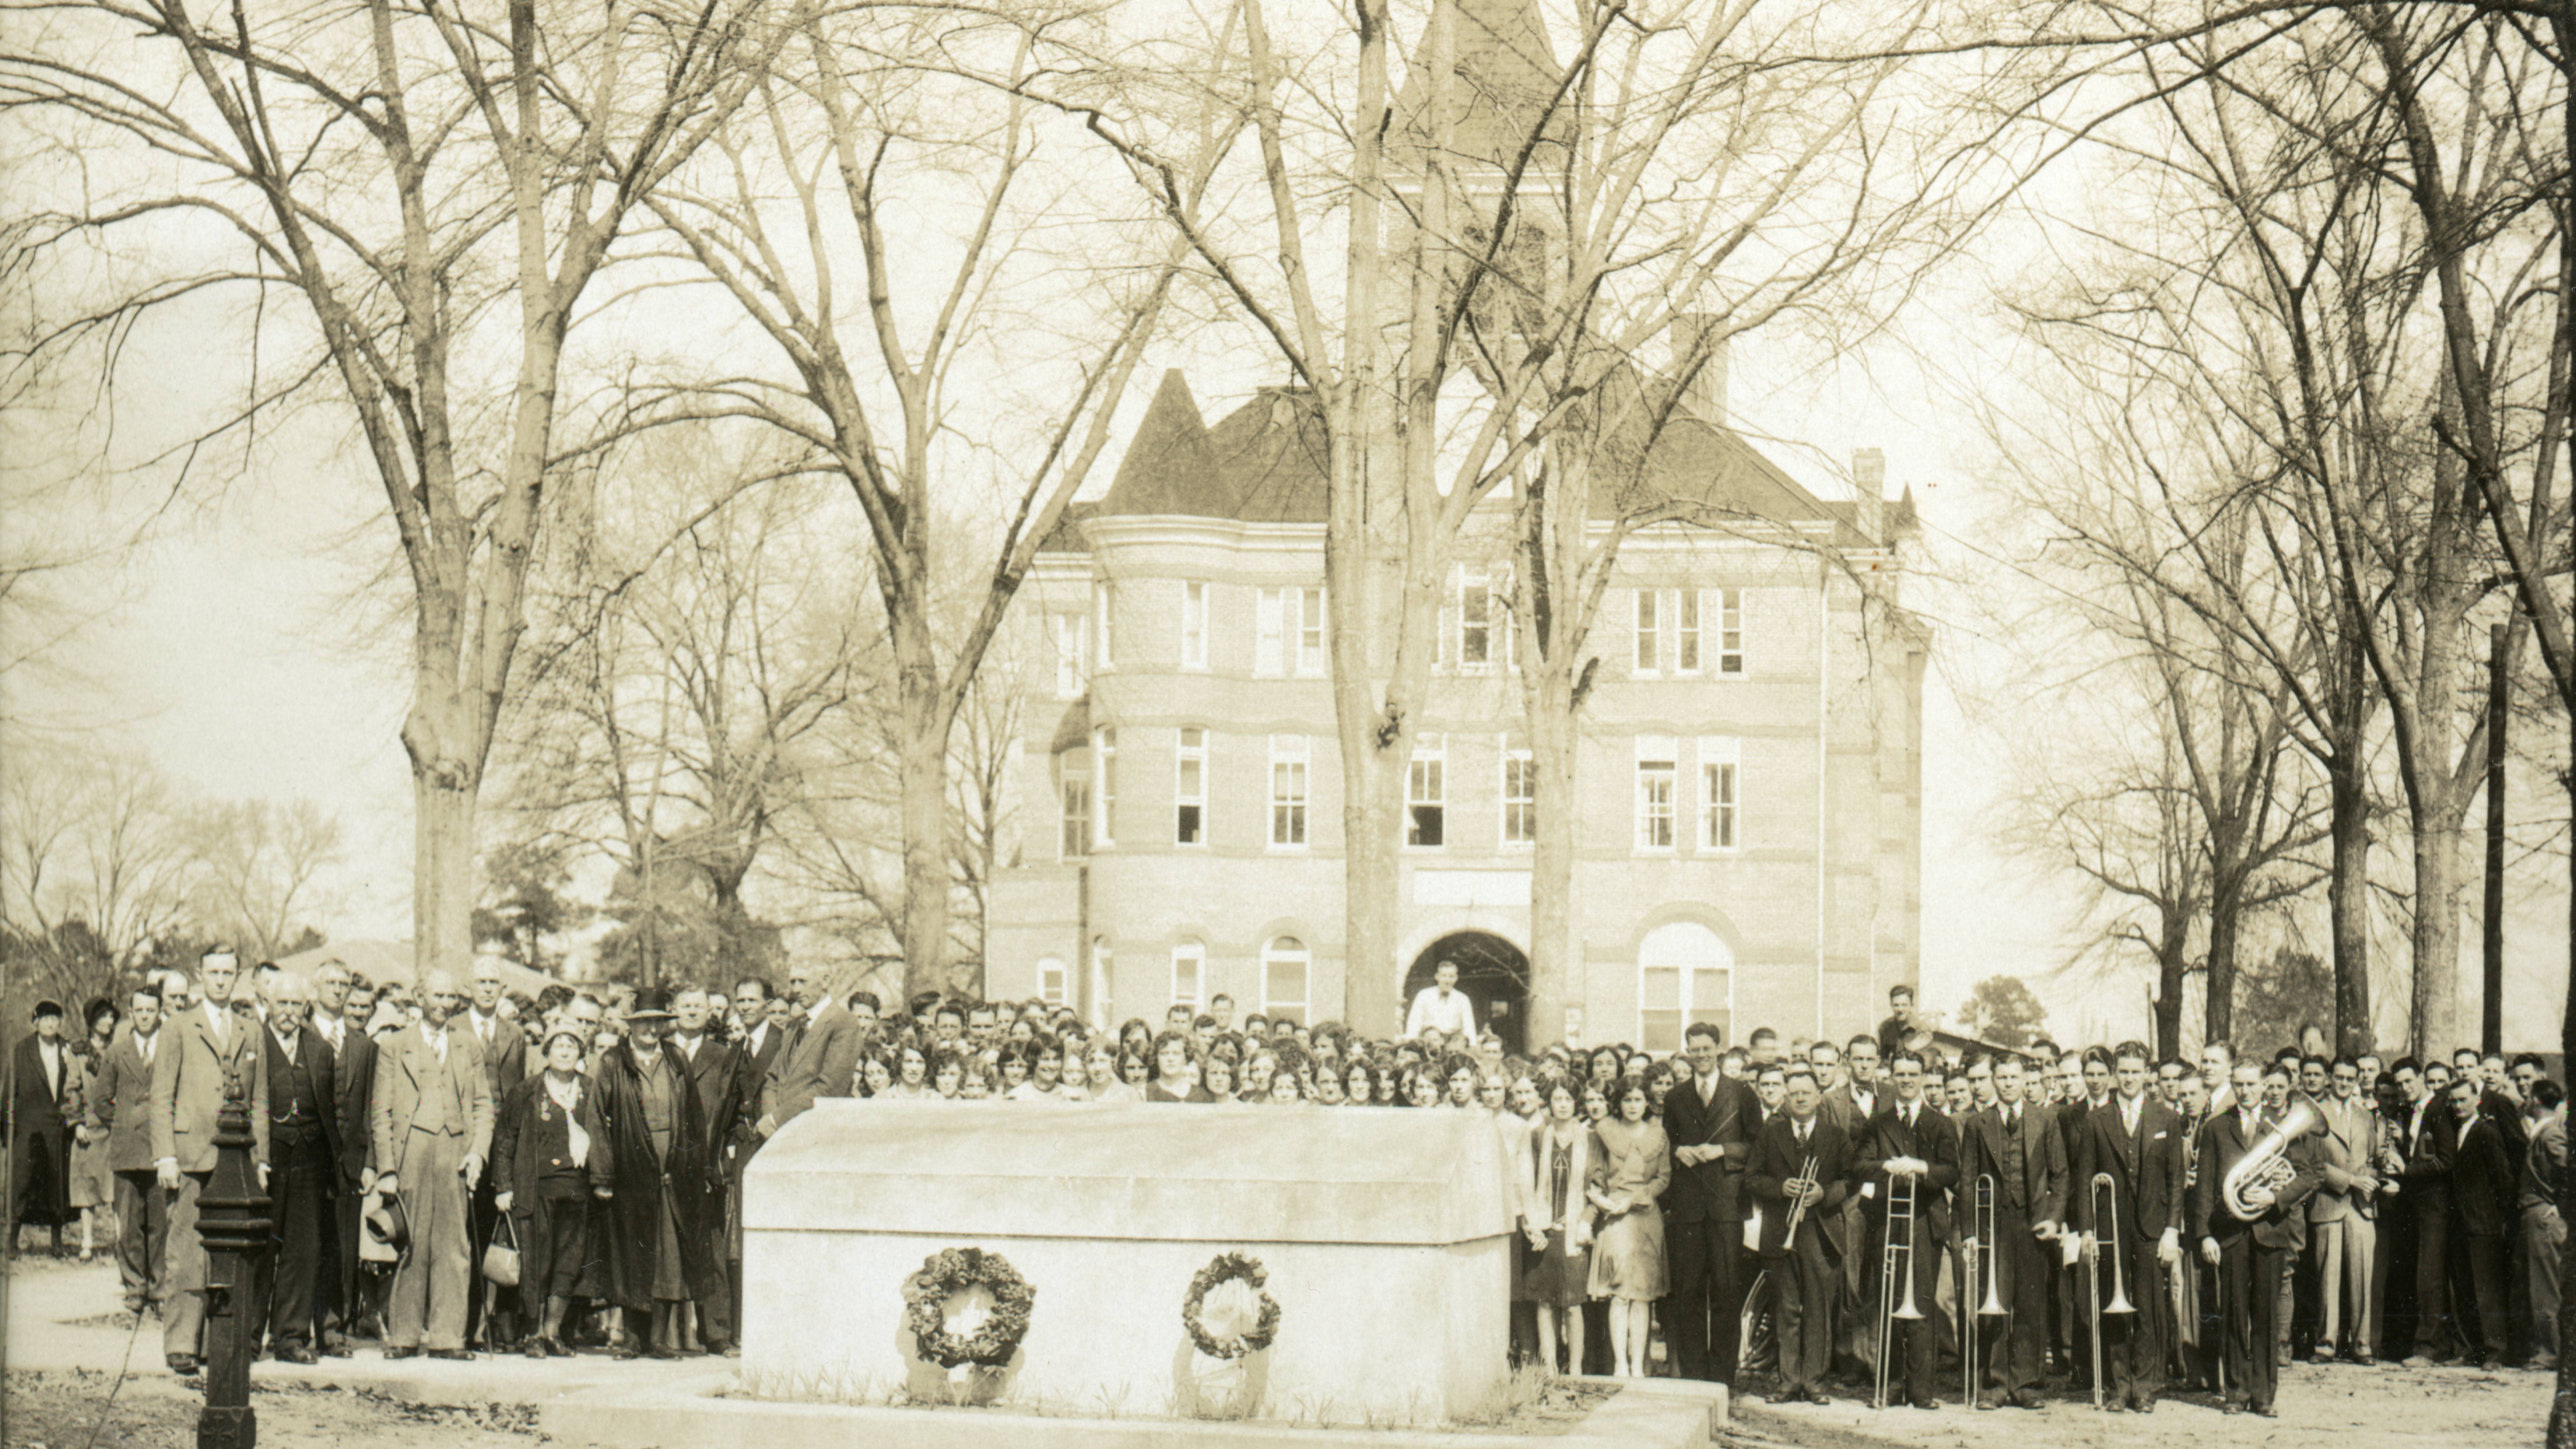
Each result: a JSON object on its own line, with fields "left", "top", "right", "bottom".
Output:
{"left": 1, "top": 1370, "right": 544, "bottom": 1449}
{"left": 1719, "top": 1358, "right": 2548, "bottom": 1449}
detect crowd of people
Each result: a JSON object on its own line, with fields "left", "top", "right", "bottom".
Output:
{"left": 6, "top": 957, "right": 2565, "bottom": 1419}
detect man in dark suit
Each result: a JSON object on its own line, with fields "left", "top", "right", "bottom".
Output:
{"left": 1661, "top": 1021, "right": 1756, "bottom": 1387}
{"left": 1960, "top": 1054, "right": 2064, "bottom": 1408}
{"left": 2191, "top": 1060, "right": 2321, "bottom": 1416}
{"left": 724, "top": 974, "right": 780, "bottom": 1339}
{"left": 755, "top": 963, "right": 862, "bottom": 1143}
{"left": 150, "top": 949, "right": 270, "bottom": 1373}
{"left": 247, "top": 973, "right": 340, "bottom": 1362}
{"left": 669, "top": 984, "right": 745, "bottom": 1352}
{"left": 1855, "top": 1048, "right": 1959, "bottom": 1410}
{"left": 457, "top": 955, "right": 526, "bottom": 1350}
{"left": 87, "top": 984, "right": 169, "bottom": 1314}
{"left": 2395, "top": 1060, "right": 2459, "bottom": 1365}
{"left": 2446, "top": 1074, "right": 2516, "bottom": 1369}
{"left": 309, "top": 958, "right": 376, "bottom": 1349}
{"left": 1749, "top": 1066, "right": 1854, "bottom": 1404}
{"left": 10, "top": 999, "right": 74, "bottom": 1256}
{"left": 2071, "top": 1041, "right": 2186, "bottom": 1412}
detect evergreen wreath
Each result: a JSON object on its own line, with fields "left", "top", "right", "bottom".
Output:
{"left": 1182, "top": 1251, "right": 1282, "bottom": 1360}
{"left": 903, "top": 1247, "right": 1035, "bottom": 1369}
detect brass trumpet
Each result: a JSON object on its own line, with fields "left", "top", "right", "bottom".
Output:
{"left": 1874, "top": 1172, "right": 1924, "bottom": 1410}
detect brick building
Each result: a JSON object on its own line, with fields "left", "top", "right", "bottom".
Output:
{"left": 983, "top": 361, "right": 1927, "bottom": 1054}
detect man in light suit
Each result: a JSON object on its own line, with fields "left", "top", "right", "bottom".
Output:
{"left": 2307, "top": 1056, "right": 2380, "bottom": 1363}
{"left": 369, "top": 968, "right": 493, "bottom": 1359}
{"left": 149, "top": 949, "right": 270, "bottom": 1374}
{"left": 87, "top": 983, "right": 170, "bottom": 1316}
{"left": 457, "top": 954, "right": 525, "bottom": 1350}
{"left": 755, "top": 963, "right": 861, "bottom": 1143}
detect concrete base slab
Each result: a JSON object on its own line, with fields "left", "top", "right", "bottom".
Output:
{"left": 539, "top": 1374, "right": 1726, "bottom": 1449}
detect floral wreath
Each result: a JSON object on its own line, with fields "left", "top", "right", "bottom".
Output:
{"left": 1182, "top": 1251, "right": 1282, "bottom": 1360}
{"left": 902, "top": 1247, "right": 1036, "bottom": 1369}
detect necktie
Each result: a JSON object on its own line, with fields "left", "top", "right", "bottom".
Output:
{"left": 431, "top": 1030, "right": 446, "bottom": 1063}
{"left": 141, "top": 1034, "right": 154, "bottom": 1066}
{"left": 2003, "top": 1106, "right": 2024, "bottom": 1199}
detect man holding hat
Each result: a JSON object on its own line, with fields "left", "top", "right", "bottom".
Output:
{"left": 369, "top": 967, "right": 493, "bottom": 1359}
{"left": 149, "top": 949, "right": 271, "bottom": 1373}
{"left": 10, "top": 998, "right": 75, "bottom": 1255}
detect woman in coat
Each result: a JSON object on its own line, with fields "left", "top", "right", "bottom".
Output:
{"left": 492, "top": 1026, "right": 615, "bottom": 1357}
{"left": 68, "top": 1000, "right": 120, "bottom": 1260}
{"left": 1587, "top": 1080, "right": 1672, "bottom": 1377}
{"left": 1523, "top": 1076, "right": 1595, "bottom": 1376}
{"left": 595, "top": 991, "right": 724, "bottom": 1358}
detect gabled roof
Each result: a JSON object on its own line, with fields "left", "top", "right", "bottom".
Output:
{"left": 1393, "top": 0, "right": 1571, "bottom": 180}
{"left": 1071, "top": 365, "right": 1891, "bottom": 548}
{"left": 1092, "top": 373, "right": 1327, "bottom": 524}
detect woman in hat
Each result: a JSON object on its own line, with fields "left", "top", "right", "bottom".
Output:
{"left": 492, "top": 1024, "right": 615, "bottom": 1357}
{"left": 595, "top": 989, "right": 724, "bottom": 1358}
{"left": 67, "top": 999, "right": 121, "bottom": 1261}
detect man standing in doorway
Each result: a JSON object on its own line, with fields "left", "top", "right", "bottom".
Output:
{"left": 1404, "top": 959, "right": 1477, "bottom": 1044}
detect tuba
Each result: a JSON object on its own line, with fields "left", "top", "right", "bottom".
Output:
{"left": 2223, "top": 1099, "right": 2321, "bottom": 1220}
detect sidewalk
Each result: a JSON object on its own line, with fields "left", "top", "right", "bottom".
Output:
{"left": 3, "top": 1256, "right": 733, "bottom": 1407}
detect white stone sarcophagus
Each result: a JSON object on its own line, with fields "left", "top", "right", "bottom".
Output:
{"left": 740, "top": 1101, "right": 1514, "bottom": 1424}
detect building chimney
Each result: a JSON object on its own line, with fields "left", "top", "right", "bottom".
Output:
{"left": 1852, "top": 448, "right": 1887, "bottom": 542}
{"left": 1668, "top": 314, "right": 1728, "bottom": 425}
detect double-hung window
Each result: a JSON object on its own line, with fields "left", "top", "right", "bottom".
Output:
{"left": 1093, "top": 728, "right": 1117, "bottom": 849}
{"left": 1501, "top": 748, "right": 1537, "bottom": 846}
{"left": 1699, "top": 736, "right": 1741, "bottom": 852}
{"left": 1270, "top": 734, "right": 1309, "bottom": 848}
{"left": 1407, "top": 734, "right": 1446, "bottom": 848}
{"left": 1175, "top": 727, "right": 1207, "bottom": 845}
{"left": 1052, "top": 612, "right": 1089, "bottom": 698}
{"left": 1181, "top": 580, "right": 1209, "bottom": 669}
{"left": 1635, "top": 734, "right": 1677, "bottom": 851}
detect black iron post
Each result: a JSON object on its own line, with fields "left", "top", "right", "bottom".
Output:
{"left": 196, "top": 1064, "right": 272, "bottom": 1449}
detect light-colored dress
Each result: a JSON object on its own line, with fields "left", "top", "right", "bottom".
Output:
{"left": 1586, "top": 1116, "right": 1671, "bottom": 1301}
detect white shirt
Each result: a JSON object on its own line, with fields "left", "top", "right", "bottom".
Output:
{"left": 424, "top": 1027, "right": 448, "bottom": 1063}
{"left": 134, "top": 1031, "right": 157, "bottom": 1067}
{"left": 271, "top": 1025, "right": 298, "bottom": 1066}
{"left": 35, "top": 1039, "right": 62, "bottom": 1098}
{"left": 203, "top": 1000, "right": 234, "bottom": 1048}
{"left": 1403, "top": 986, "right": 1477, "bottom": 1042}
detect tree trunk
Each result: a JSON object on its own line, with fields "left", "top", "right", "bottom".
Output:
{"left": 889, "top": 587, "right": 956, "bottom": 1001}
{"left": 2328, "top": 753, "right": 2374, "bottom": 1057}
{"left": 2556, "top": 758, "right": 2576, "bottom": 1449}
{"left": 1524, "top": 690, "right": 1579, "bottom": 1050}
{"left": 1338, "top": 743, "right": 1402, "bottom": 1035}
{"left": 2205, "top": 879, "right": 2241, "bottom": 1048}
{"left": 412, "top": 766, "right": 478, "bottom": 985}
{"left": 2153, "top": 942, "right": 2184, "bottom": 1063}
{"left": 2482, "top": 621, "right": 2508, "bottom": 1056}
{"left": 2409, "top": 806, "right": 2466, "bottom": 1057}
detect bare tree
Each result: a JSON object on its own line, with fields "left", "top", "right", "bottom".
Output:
{"left": 2, "top": 0, "right": 788, "bottom": 982}
{"left": 637, "top": 6, "right": 1205, "bottom": 997}
{"left": 181, "top": 798, "right": 347, "bottom": 959}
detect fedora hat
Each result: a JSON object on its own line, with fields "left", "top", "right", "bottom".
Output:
{"left": 361, "top": 1190, "right": 409, "bottom": 1261}
{"left": 625, "top": 987, "right": 677, "bottom": 1023}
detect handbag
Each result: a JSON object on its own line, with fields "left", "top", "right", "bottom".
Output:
{"left": 481, "top": 1210, "right": 520, "bottom": 1287}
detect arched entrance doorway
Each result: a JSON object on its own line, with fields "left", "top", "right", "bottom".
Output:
{"left": 1404, "top": 932, "right": 1531, "bottom": 1054}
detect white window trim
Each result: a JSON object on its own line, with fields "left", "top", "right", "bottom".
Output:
{"left": 1261, "top": 935, "right": 1310, "bottom": 1025}
{"left": 1699, "top": 736, "right": 1741, "bottom": 853}
{"left": 1635, "top": 734, "right": 1678, "bottom": 854}
{"left": 1296, "top": 586, "right": 1328, "bottom": 677}
{"left": 1715, "top": 586, "right": 1747, "bottom": 676}
{"left": 1255, "top": 588, "right": 1284, "bottom": 677}
{"left": 1500, "top": 743, "right": 1536, "bottom": 850}
{"left": 1092, "top": 727, "right": 1117, "bottom": 849}
{"left": 1037, "top": 956, "right": 1068, "bottom": 1007}
{"left": 1637, "top": 958, "right": 1733, "bottom": 1055}
{"left": 1269, "top": 733, "right": 1310, "bottom": 851}
{"left": 1181, "top": 580, "right": 1210, "bottom": 670}
{"left": 1674, "top": 588, "right": 1702, "bottom": 676}
{"left": 1052, "top": 611, "right": 1090, "bottom": 699}
{"left": 1059, "top": 766, "right": 1091, "bottom": 862}
{"left": 1454, "top": 566, "right": 1496, "bottom": 674}
{"left": 1095, "top": 580, "right": 1115, "bottom": 671}
{"left": 1406, "top": 733, "right": 1447, "bottom": 851}
{"left": 1171, "top": 941, "right": 1205, "bottom": 1010}
{"left": 1176, "top": 726, "right": 1208, "bottom": 847}
{"left": 1633, "top": 587, "right": 1658, "bottom": 673}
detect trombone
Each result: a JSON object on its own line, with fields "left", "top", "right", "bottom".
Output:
{"left": 1873, "top": 1172, "right": 1924, "bottom": 1410}
{"left": 2084, "top": 1171, "right": 2137, "bottom": 1411}
{"left": 1962, "top": 1173, "right": 2004, "bottom": 1405}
